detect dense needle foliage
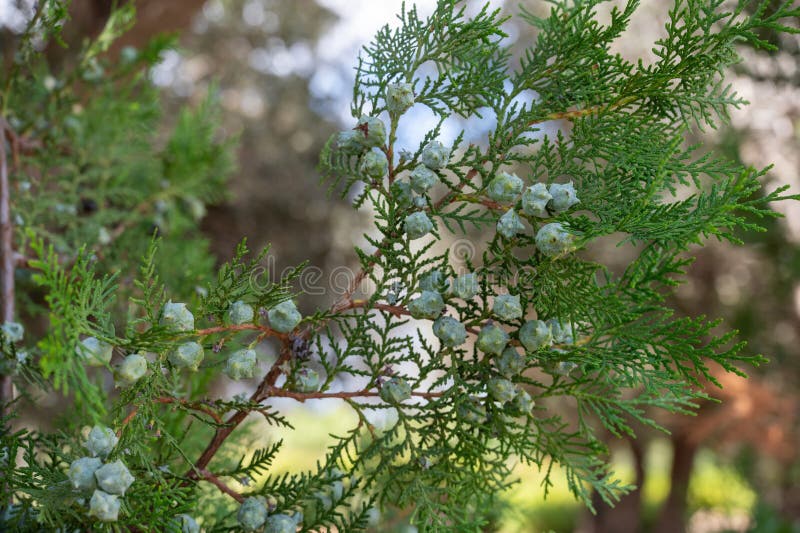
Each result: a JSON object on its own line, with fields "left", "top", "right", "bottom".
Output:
{"left": 1, "top": 0, "right": 798, "bottom": 531}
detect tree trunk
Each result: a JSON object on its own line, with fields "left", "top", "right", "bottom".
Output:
{"left": 50, "top": 0, "right": 206, "bottom": 64}
{"left": 653, "top": 433, "right": 698, "bottom": 533}
{"left": 586, "top": 438, "right": 646, "bottom": 533}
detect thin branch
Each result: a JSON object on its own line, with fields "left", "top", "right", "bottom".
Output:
{"left": 329, "top": 251, "right": 384, "bottom": 314}
{"left": 116, "top": 406, "right": 139, "bottom": 438}
{"left": 0, "top": 3, "right": 45, "bottom": 112}
{"left": 263, "top": 385, "right": 445, "bottom": 402}
{"left": 180, "top": 137, "right": 485, "bottom": 502}
{"left": 433, "top": 168, "right": 477, "bottom": 211}
{"left": 346, "top": 398, "right": 376, "bottom": 437}
{"left": 339, "top": 299, "right": 482, "bottom": 336}
{"left": 327, "top": 168, "right": 478, "bottom": 320}
{"left": 519, "top": 96, "right": 641, "bottom": 136}
{"left": 453, "top": 193, "right": 505, "bottom": 211}
{"left": 533, "top": 107, "right": 603, "bottom": 124}
{"left": 197, "top": 468, "right": 244, "bottom": 503}
{"left": 184, "top": 342, "right": 292, "bottom": 484}
{"left": 194, "top": 323, "right": 287, "bottom": 340}
{"left": 341, "top": 299, "right": 410, "bottom": 317}
{"left": 155, "top": 397, "right": 223, "bottom": 425}
{"left": 0, "top": 118, "right": 16, "bottom": 419}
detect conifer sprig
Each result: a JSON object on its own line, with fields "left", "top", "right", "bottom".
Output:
{"left": 1, "top": 0, "right": 799, "bottom": 530}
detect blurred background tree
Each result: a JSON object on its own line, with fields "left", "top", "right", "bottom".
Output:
{"left": 2, "top": 0, "right": 797, "bottom": 531}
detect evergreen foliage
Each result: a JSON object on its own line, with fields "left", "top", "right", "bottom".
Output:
{"left": 1, "top": 0, "right": 799, "bottom": 531}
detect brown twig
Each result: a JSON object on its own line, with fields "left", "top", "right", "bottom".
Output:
{"left": 0, "top": 118, "right": 16, "bottom": 419}
{"left": 340, "top": 299, "right": 409, "bottom": 317}
{"left": 453, "top": 194, "right": 505, "bottom": 211}
{"left": 329, "top": 250, "right": 385, "bottom": 315}
{"left": 117, "top": 406, "right": 139, "bottom": 438}
{"left": 328, "top": 168, "right": 478, "bottom": 320}
{"left": 263, "top": 385, "right": 445, "bottom": 402}
{"left": 3, "top": 127, "right": 42, "bottom": 162}
{"left": 433, "top": 168, "right": 478, "bottom": 211}
{"left": 197, "top": 468, "right": 244, "bottom": 503}
{"left": 155, "top": 397, "right": 223, "bottom": 425}
{"left": 184, "top": 342, "right": 292, "bottom": 483}
{"left": 13, "top": 252, "right": 31, "bottom": 269}
{"left": 180, "top": 126, "right": 486, "bottom": 503}
{"left": 535, "top": 107, "right": 602, "bottom": 124}
{"left": 195, "top": 323, "right": 287, "bottom": 340}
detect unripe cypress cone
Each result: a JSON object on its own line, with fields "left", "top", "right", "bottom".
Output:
{"left": 535, "top": 222, "right": 576, "bottom": 257}
{"left": 457, "top": 397, "right": 486, "bottom": 424}
{"left": 512, "top": 388, "right": 535, "bottom": 414}
{"left": 486, "top": 172, "right": 523, "bottom": 203}
{"left": 487, "top": 377, "right": 516, "bottom": 403}
{"left": 432, "top": 316, "right": 467, "bottom": 347}
{"left": 476, "top": 323, "right": 509, "bottom": 355}
{"left": 225, "top": 349, "right": 258, "bottom": 380}
{"left": 548, "top": 181, "right": 580, "bottom": 212}
{"left": 238, "top": 497, "right": 268, "bottom": 531}
{"left": 521, "top": 183, "right": 552, "bottom": 217}
{"left": 547, "top": 318, "right": 574, "bottom": 344}
{"left": 492, "top": 294, "right": 523, "bottom": 321}
{"left": 495, "top": 347, "right": 526, "bottom": 377}
{"left": 294, "top": 366, "right": 321, "bottom": 393}
{"left": 419, "top": 269, "right": 449, "bottom": 293}
{"left": 407, "top": 290, "right": 445, "bottom": 319}
{"left": 391, "top": 180, "right": 414, "bottom": 208}
{"left": 176, "top": 514, "right": 200, "bottom": 533}
{"left": 228, "top": 300, "right": 255, "bottom": 325}
{"left": 404, "top": 211, "right": 434, "bottom": 239}
{"left": 89, "top": 490, "right": 120, "bottom": 522}
{"left": 94, "top": 460, "right": 134, "bottom": 496}
{"left": 85, "top": 425, "right": 118, "bottom": 459}
{"left": 420, "top": 140, "right": 450, "bottom": 170}
{"left": 168, "top": 342, "right": 204, "bottom": 371}
{"left": 355, "top": 115, "right": 386, "bottom": 148}
{"left": 337, "top": 130, "right": 366, "bottom": 154}
{"left": 360, "top": 148, "right": 389, "bottom": 178}
{"left": 556, "top": 360, "right": 578, "bottom": 376}
{"left": 518, "top": 320, "right": 552, "bottom": 352}
{"left": 380, "top": 377, "right": 412, "bottom": 404}
{"left": 68, "top": 457, "right": 102, "bottom": 491}
{"left": 268, "top": 300, "right": 302, "bottom": 333}
{"left": 115, "top": 354, "right": 147, "bottom": 388}
{"left": 76, "top": 337, "right": 113, "bottom": 367}
{"left": 497, "top": 208, "right": 526, "bottom": 239}
{"left": 386, "top": 82, "right": 415, "bottom": 114}
{"left": 410, "top": 164, "right": 440, "bottom": 193}
{"left": 0, "top": 321, "right": 24, "bottom": 343}
{"left": 265, "top": 513, "right": 299, "bottom": 533}
{"left": 160, "top": 301, "right": 194, "bottom": 332}
{"left": 450, "top": 272, "right": 479, "bottom": 300}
